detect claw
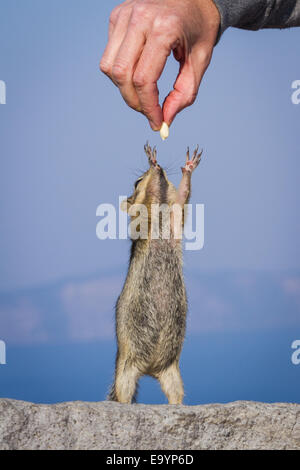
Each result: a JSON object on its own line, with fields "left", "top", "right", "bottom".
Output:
{"left": 192, "top": 144, "right": 199, "bottom": 161}
{"left": 153, "top": 146, "right": 157, "bottom": 161}
{"left": 182, "top": 146, "right": 203, "bottom": 173}
{"left": 195, "top": 148, "right": 203, "bottom": 166}
{"left": 144, "top": 142, "right": 158, "bottom": 167}
{"left": 186, "top": 147, "right": 190, "bottom": 162}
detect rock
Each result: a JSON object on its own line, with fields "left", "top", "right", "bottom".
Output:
{"left": 0, "top": 399, "right": 299, "bottom": 450}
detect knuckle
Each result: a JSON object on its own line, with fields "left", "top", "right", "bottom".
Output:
{"left": 133, "top": 71, "right": 147, "bottom": 89}
{"left": 126, "top": 100, "right": 142, "bottom": 112}
{"left": 131, "top": 3, "right": 153, "bottom": 28}
{"left": 112, "top": 62, "right": 128, "bottom": 84}
{"left": 109, "top": 5, "right": 121, "bottom": 25}
{"left": 152, "top": 14, "right": 180, "bottom": 36}
{"left": 132, "top": 3, "right": 147, "bottom": 20}
{"left": 140, "top": 101, "right": 159, "bottom": 118}
{"left": 99, "top": 58, "right": 111, "bottom": 75}
{"left": 185, "top": 91, "right": 197, "bottom": 106}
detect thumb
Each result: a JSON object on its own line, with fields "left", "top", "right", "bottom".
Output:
{"left": 162, "top": 48, "right": 211, "bottom": 126}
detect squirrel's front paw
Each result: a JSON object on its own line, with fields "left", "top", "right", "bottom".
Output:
{"left": 181, "top": 146, "right": 203, "bottom": 174}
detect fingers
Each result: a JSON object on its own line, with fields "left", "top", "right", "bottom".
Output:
{"left": 100, "top": 1, "right": 218, "bottom": 130}
{"left": 100, "top": 6, "right": 133, "bottom": 83}
{"left": 101, "top": 3, "right": 167, "bottom": 126}
{"left": 111, "top": 27, "right": 146, "bottom": 112}
{"left": 107, "top": 0, "right": 134, "bottom": 39}
{"left": 102, "top": 3, "right": 209, "bottom": 130}
{"left": 162, "top": 47, "right": 212, "bottom": 126}
{"left": 132, "top": 34, "right": 173, "bottom": 130}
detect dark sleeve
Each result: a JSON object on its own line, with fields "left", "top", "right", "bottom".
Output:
{"left": 212, "top": 0, "right": 300, "bottom": 42}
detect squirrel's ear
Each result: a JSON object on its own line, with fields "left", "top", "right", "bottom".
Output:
{"left": 120, "top": 197, "right": 133, "bottom": 212}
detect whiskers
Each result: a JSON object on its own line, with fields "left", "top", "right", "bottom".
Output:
{"left": 130, "top": 166, "right": 146, "bottom": 178}
{"left": 163, "top": 154, "right": 184, "bottom": 177}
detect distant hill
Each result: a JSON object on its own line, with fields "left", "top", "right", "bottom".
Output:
{"left": 0, "top": 269, "right": 299, "bottom": 345}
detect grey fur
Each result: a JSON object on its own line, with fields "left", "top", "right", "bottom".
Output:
{"left": 107, "top": 144, "right": 202, "bottom": 404}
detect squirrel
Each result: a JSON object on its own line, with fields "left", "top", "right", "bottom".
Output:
{"left": 108, "top": 143, "right": 202, "bottom": 404}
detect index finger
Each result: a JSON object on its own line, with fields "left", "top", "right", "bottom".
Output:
{"left": 132, "top": 34, "right": 172, "bottom": 130}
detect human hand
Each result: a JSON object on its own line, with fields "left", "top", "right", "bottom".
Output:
{"left": 100, "top": 0, "right": 220, "bottom": 131}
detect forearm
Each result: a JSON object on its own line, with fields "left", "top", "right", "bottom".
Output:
{"left": 176, "top": 173, "right": 191, "bottom": 207}
{"left": 212, "top": 0, "right": 300, "bottom": 41}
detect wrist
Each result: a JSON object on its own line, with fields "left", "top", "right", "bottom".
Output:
{"left": 195, "top": 0, "right": 221, "bottom": 45}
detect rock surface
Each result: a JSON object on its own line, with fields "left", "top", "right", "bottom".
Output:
{"left": 0, "top": 399, "right": 299, "bottom": 450}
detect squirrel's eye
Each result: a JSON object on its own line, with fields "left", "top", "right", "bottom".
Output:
{"left": 134, "top": 178, "right": 142, "bottom": 190}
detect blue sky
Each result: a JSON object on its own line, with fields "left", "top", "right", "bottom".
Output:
{"left": 0, "top": 0, "right": 299, "bottom": 404}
